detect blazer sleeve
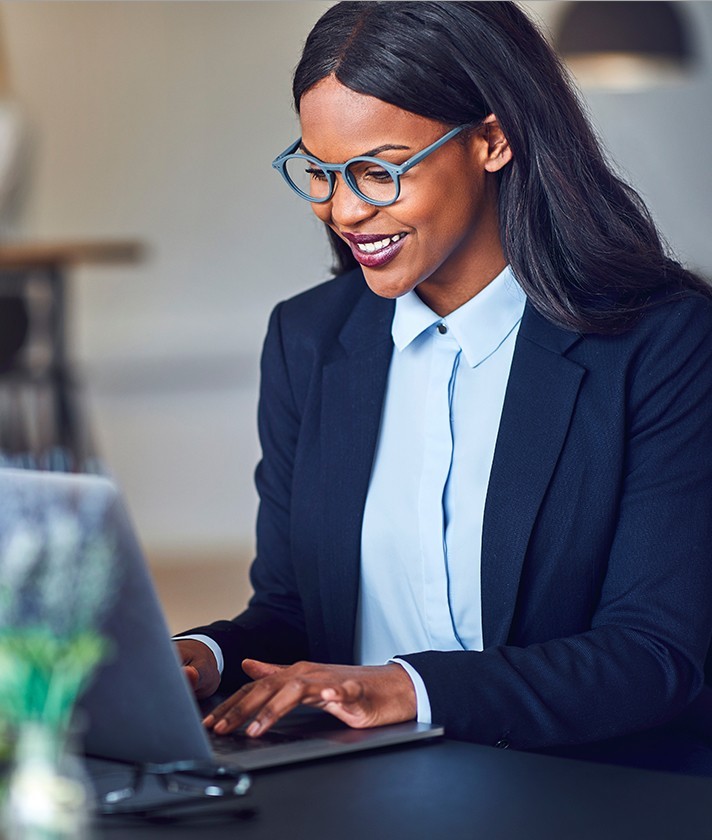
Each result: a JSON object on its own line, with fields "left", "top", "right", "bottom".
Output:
{"left": 400, "top": 296, "right": 712, "bottom": 750}
{"left": 183, "top": 302, "right": 310, "bottom": 692}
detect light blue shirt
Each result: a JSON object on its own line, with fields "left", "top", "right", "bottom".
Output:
{"left": 182, "top": 266, "right": 526, "bottom": 724}
{"left": 355, "top": 265, "right": 526, "bottom": 722}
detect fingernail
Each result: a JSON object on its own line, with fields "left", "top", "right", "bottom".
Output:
{"left": 214, "top": 720, "right": 227, "bottom": 734}
{"left": 202, "top": 714, "right": 214, "bottom": 726}
{"left": 246, "top": 721, "right": 261, "bottom": 737}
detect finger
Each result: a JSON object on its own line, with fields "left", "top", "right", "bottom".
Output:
{"left": 203, "top": 683, "right": 254, "bottom": 728}
{"left": 243, "top": 678, "right": 317, "bottom": 737}
{"left": 241, "top": 659, "right": 286, "bottom": 679}
{"left": 211, "top": 678, "right": 290, "bottom": 734}
{"left": 183, "top": 665, "right": 199, "bottom": 690}
{"left": 215, "top": 674, "right": 327, "bottom": 736}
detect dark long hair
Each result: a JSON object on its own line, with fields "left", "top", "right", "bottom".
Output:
{"left": 292, "top": 1, "right": 710, "bottom": 333}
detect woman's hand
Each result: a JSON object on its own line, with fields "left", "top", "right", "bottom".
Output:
{"left": 175, "top": 639, "right": 221, "bottom": 699}
{"left": 203, "top": 659, "right": 417, "bottom": 737}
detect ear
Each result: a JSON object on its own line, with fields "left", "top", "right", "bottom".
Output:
{"left": 481, "top": 114, "right": 512, "bottom": 173}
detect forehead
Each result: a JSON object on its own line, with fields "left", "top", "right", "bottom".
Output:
{"left": 299, "top": 75, "right": 446, "bottom": 161}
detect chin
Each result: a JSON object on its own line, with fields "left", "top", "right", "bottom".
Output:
{"left": 362, "top": 269, "right": 418, "bottom": 300}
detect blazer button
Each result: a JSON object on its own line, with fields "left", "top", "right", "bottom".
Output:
{"left": 494, "top": 738, "right": 510, "bottom": 749}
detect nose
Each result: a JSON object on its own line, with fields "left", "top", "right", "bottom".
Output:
{"left": 316, "top": 175, "right": 378, "bottom": 227}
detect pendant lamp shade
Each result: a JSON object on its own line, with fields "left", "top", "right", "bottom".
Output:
{"left": 554, "top": 1, "right": 695, "bottom": 91}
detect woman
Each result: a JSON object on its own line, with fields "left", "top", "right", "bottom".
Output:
{"left": 178, "top": 1, "right": 712, "bottom": 770}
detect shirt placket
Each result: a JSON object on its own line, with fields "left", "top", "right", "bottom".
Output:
{"left": 418, "top": 326, "right": 462, "bottom": 649}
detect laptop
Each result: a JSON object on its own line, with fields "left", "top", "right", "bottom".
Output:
{"left": 0, "top": 468, "right": 443, "bottom": 771}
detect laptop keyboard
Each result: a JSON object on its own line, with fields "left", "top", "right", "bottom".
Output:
{"left": 209, "top": 728, "right": 307, "bottom": 754}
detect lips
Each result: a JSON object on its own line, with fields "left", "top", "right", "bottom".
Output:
{"left": 340, "top": 231, "right": 409, "bottom": 268}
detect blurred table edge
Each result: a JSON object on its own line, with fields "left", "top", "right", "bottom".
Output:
{"left": 0, "top": 239, "right": 145, "bottom": 270}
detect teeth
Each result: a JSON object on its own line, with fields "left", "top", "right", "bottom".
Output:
{"left": 356, "top": 233, "right": 403, "bottom": 253}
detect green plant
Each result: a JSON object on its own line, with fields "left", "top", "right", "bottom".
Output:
{"left": 0, "top": 487, "right": 116, "bottom": 734}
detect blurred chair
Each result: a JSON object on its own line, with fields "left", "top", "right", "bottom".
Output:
{"left": 0, "top": 241, "right": 144, "bottom": 470}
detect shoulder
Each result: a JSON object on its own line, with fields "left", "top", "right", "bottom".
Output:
{"left": 635, "top": 288, "right": 712, "bottom": 343}
{"left": 259, "top": 268, "right": 392, "bottom": 416}
{"left": 624, "top": 290, "right": 712, "bottom": 377}
{"left": 522, "top": 288, "right": 712, "bottom": 412}
{"left": 275, "top": 268, "right": 368, "bottom": 338}
{"left": 568, "top": 288, "right": 712, "bottom": 367}
{"left": 267, "top": 266, "right": 394, "bottom": 359}
{"left": 567, "top": 290, "right": 712, "bottom": 425}
{"left": 630, "top": 291, "right": 712, "bottom": 397}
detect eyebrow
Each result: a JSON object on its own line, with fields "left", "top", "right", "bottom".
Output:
{"left": 299, "top": 141, "right": 411, "bottom": 159}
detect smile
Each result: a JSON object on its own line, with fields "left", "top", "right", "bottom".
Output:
{"left": 356, "top": 234, "right": 405, "bottom": 253}
{"left": 340, "top": 231, "right": 409, "bottom": 268}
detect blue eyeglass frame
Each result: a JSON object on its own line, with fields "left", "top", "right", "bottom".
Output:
{"left": 271, "top": 122, "right": 474, "bottom": 207}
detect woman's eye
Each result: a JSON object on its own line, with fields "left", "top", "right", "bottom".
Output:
{"left": 364, "top": 168, "right": 392, "bottom": 182}
{"left": 305, "top": 167, "right": 327, "bottom": 181}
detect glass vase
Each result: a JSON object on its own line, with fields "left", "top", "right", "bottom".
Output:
{"left": 1, "top": 720, "right": 92, "bottom": 840}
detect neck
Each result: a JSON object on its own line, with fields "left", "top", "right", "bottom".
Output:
{"left": 415, "top": 255, "right": 508, "bottom": 317}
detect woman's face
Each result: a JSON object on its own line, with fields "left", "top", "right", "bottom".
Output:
{"left": 298, "top": 76, "right": 512, "bottom": 315}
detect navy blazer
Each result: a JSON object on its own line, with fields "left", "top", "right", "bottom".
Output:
{"left": 191, "top": 268, "right": 712, "bottom": 756}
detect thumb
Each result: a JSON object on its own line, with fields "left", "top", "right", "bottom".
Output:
{"left": 321, "top": 679, "right": 364, "bottom": 705}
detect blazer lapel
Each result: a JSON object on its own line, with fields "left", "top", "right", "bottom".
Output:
{"left": 481, "top": 303, "right": 585, "bottom": 647}
{"left": 319, "top": 289, "right": 395, "bottom": 663}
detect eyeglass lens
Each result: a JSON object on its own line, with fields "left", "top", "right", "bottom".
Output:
{"left": 284, "top": 156, "right": 397, "bottom": 203}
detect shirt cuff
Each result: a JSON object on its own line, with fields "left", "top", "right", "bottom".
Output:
{"left": 173, "top": 634, "right": 224, "bottom": 674}
{"left": 389, "top": 658, "right": 432, "bottom": 724}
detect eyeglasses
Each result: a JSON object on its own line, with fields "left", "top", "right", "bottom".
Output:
{"left": 99, "top": 759, "right": 251, "bottom": 819}
{"left": 272, "top": 123, "right": 473, "bottom": 207}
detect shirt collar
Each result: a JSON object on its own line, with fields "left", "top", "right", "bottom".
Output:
{"left": 392, "top": 265, "right": 527, "bottom": 367}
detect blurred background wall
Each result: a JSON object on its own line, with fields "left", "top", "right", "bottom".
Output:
{"left": 0, "top": 2, "right": 333, "bottom": 628}
{"left": 0, "top": 1, "right": 709, "bottom": 629}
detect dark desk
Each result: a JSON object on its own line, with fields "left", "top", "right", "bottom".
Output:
{"left": 92, "top": 739, "right": 712, "bottom": 840}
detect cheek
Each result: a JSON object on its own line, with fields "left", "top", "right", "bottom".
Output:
{"left": 396, "top": 192, "right": 465, "bottom": 243}
{"left": 311, "top": 203, "right": 331, "bottom": 225}
{"left": 401, "top": 169, "right": 473, "bottom": 231}
{"left": 423, "top": 180, "right": 485, "bottom": 243}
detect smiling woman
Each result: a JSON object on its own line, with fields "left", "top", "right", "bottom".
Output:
{"left": 294, "top": 82, "right": 509, "bottom": 312}
{"left": 175, "top": 1, "right": 712, "bottom": 775}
